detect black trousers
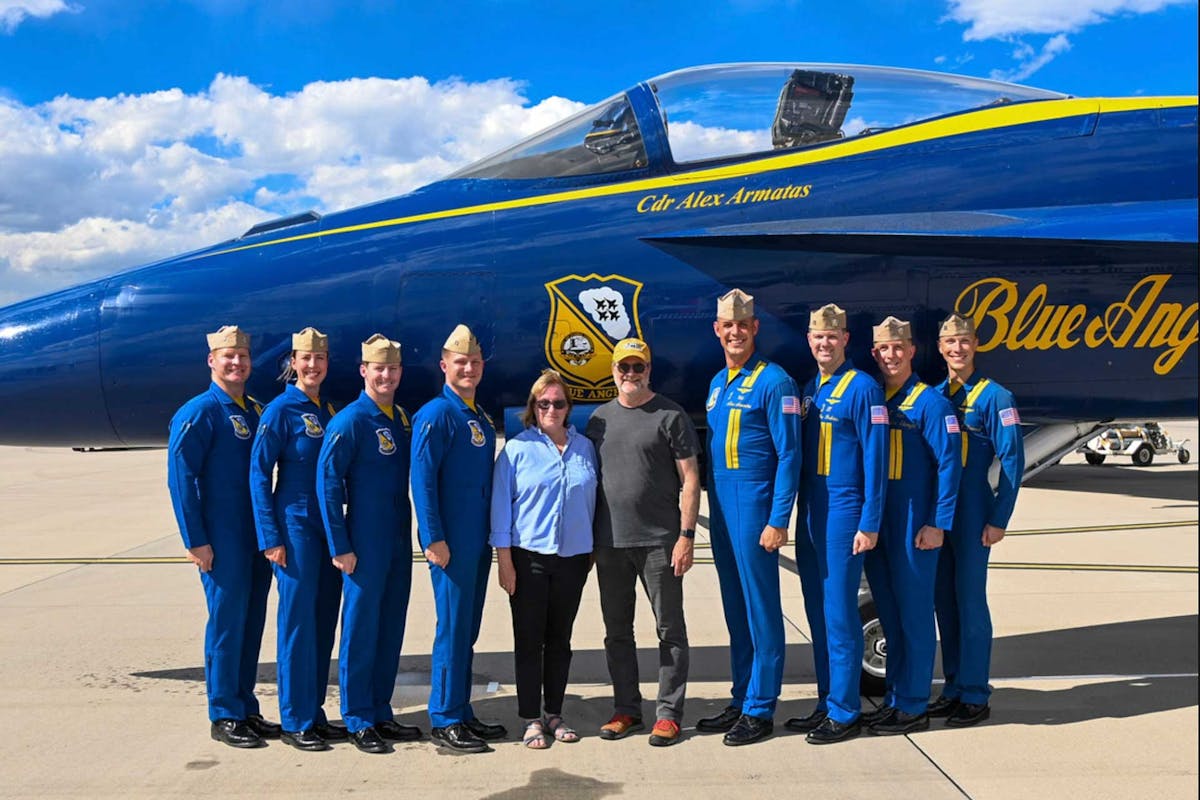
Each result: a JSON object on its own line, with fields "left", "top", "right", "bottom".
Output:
{"left": 509, "top": 547, "right": 591, "bottom": 719}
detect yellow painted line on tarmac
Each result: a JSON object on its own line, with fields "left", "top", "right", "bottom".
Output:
{"left": 1005, "top": 520, "right": 1197, "bottom": 536}
{"left": 987, "top": 561, "right": 1196, "bottom": 574}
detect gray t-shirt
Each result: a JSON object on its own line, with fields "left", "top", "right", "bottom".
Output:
{"left": 586, "top": 393, "right": 700, "bottom": 548}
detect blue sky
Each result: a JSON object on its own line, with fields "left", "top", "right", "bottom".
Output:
{"left": 1, "top": 0, "right": 1196, "bottom": 303}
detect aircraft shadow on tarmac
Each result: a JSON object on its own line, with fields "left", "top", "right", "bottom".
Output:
{"left": 1025, "top": 463, "right": 1199, "bottom": 503}
{"left": 133, "top": 614, "right": 1196, "bottom": 728}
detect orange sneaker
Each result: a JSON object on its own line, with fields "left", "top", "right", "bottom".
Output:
{"left": 648, "top": 719, "right": 681, "bottom": 747}
{"left": 599, "top": 714, "right": 644, "bottom": 740}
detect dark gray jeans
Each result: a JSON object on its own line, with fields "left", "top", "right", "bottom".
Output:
{"left": 594, "top": 543, "right": 689, "bottom": 722}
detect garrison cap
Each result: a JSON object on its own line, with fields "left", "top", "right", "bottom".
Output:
{"left": 872, "top": 316, "right": 912, "bottom": 343}
{"left": 443, "top": 324, "right": 482, "bottom": 357}
{"left": 361, "top": 333, "right": 402, "bottom": 364}
{"left": 207, "top": 325, "right": 250, "bottom": 351}
{"left": 939, "top": 313, "right": 977, "bottom": 338}
{"left": 292, "top": 327, "right": 329, "bottom": 353}
{"left": 716, "top": 289, "right": 755, "bottom": 321}
{"left": 611, "top": 338, "right": 651, "bottom": 364}
{"left": 809, "top": 303, "right": 847, "bottom": 331}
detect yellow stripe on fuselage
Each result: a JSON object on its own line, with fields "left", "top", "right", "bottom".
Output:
{"left": 191, "top": 96, "right": 1198, "bottom": 261}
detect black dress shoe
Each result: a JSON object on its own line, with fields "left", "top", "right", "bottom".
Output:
{"left": 281, "top": 729, "right": 329, "bottom": 751}
{"left": 869, "top": 710, "right": 929, "bottom": 736}
{"left": 927, "top": 695, "right": 960, "bottom": 718}
{"left": 377, "top": 720, "right": 423, "bottom": 742}
{"left": 945, "top": 702, "right": 990, "bottom": 727}
{"left": 314, "top": 721, "right": 349, "bottom": 741}
{"left": 696, "top": 705, "right": 742, "bottom": 733}
{"left": 430, "top": 723, "right": 489, "bottom": 753}
{"left": 722, "top": 714, "right": 774, "bottom": 746}
{"left": 861, "top": 704, "right": 895, "bottom": 725}
{"left": 463, "top": 718, "right": 506, "bottom": 741}
{"left": 350, "top": 727, "right": 390, "bottom": 754}
{"left": 210, "top": 719, "right": 265, "bottom": 749}
{"left": 245, "top": 714, "right": 282, "bottom": 739}
{"left": 805, "top": 717, "right": 862, "bottom": 745}
{"left": 783, "top": 707, "right": 828, "bottom": 733}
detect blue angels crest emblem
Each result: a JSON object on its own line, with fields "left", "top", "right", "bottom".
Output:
{"left": 229, "top": 414, "right": 251, "bottom": 439}
{"left": 544, "top": 273, "right": 643, "bottom": 402}
{"left": 376, "top": 427, "right": 396, "bottom": 455}
{"left": 301, "top": 413, "right": 324, "bottom": 438}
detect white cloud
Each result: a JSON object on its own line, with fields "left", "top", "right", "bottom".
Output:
{"left": 0, "top": 0, "right": 77, "bottom": 33}
{"left": 943, "top": 0, "right": 1191, "bottom": 80}
{"left": 0, "top": 74, "right": 584, "bottom": 301}
{"left": 944, "top": 0, "right": 1191, "bottom": 39}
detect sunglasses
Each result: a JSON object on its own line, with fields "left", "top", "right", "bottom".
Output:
{"left": 616, "top": 362, "right": 647, "bottom": 374}
{"left": 536, "top": 399, "right": 568, "bottom": 410}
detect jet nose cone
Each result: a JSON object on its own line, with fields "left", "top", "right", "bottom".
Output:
{"left": 0, "top": 282, "right": 118, "bottom": 447}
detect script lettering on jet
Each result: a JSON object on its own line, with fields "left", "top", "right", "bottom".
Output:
{"left": 954, "top": 274, "right": 1197, "bottom": 375}
{"left": 636, "top": 183, "right": 812, "bottom": 214}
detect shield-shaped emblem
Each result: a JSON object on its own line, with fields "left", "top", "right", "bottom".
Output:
{"left": 544, "top": 273, "right": 644, "bottom": 401}
{"left": 376, "top": 427, "right": 396, "bottom": 455}
{"left": 229, "top": 415, "right": 251, "bottom": 440}
{"left": 301, "top": 413, "right": 324, "bottom": 438}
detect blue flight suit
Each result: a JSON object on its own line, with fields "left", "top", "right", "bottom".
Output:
{"left": 249, "top": 383, "right": 342, "bottom": 734}
{"left": 411, "top": 385, "right": 496, "bottom": 728}
{"left": 934, "top": 373, "right": 1024, "bottom": 706}
{"left": 795, "top": 360, "right": 887, "bottom": 724}
{"left": 316, "top": 391, "right": 414, "bottom": 734}
{"left": 705, "top": 357, "right": 801, "bottom": 720}
{"left": 167, "top": 382, "right": 271, "bottom": 723}
{"left": 862, "top": 375, "right": 961, "bottom": 715}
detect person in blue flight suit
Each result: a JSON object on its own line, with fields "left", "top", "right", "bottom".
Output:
{"left": 411, "top": 324, "right": 506, "bottom": 753}
{"left": 316, "top": 334, "right": 423, "bottom": 755}
{"left": 787, "top": 303, "right": 888, "bottom": 745}
{"left": 167, "top": 325, "right": 279, "bottom": 749}
{"left": 697, "top": 289, "right": 802, "bottom": 747}
{"left": 249, "top": 327, "right": 346, "bottom": 752}
{"left": 861, "top": 316, "right": 962, "bottom": 735}
{"left": 930, "top": 313, "right": 1025, "bottom": 728}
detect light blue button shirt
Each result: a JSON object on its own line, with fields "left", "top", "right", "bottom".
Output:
{"left": 490, "top": 425, "right": 597, "bottom": 557}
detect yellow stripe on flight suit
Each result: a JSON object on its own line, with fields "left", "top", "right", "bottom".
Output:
{"left": 888, "top": 383, "right": 928, "bottom": 480}
{"left": 817, "top": 370, "right": 857, "bottom": 476}
{"left": 724, "top": 361, "right": 766, "bottom": 470}
{"left": 960, "top": 379, "right": 991, "bottom": 465}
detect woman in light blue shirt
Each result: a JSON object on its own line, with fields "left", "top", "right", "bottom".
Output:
{"left": 491, "top": 369, "right": 597, "bottom": 749}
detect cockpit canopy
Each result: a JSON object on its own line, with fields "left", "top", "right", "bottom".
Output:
{"left": 450, "top": 63, "right": 1067, "bottom": 180}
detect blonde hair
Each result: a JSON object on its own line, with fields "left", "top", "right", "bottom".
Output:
{"left": 521, "top": 369, "right": 572, "bottom": 429}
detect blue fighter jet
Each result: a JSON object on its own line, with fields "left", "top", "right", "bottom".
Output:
{"left": 0, "top": 63, "right": 1196, "bottom": 461}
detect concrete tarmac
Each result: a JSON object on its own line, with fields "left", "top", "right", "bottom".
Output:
{"left": 0, "top": 422, "right": 1196, "bottom": 799}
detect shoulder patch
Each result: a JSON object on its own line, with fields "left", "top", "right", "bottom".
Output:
{"left": 870, "top": 405, "right": 889, "bottom": 425}
{"left": 945, "top": 415, "right": 961, "bottom": 434}
{"left": 781, "top": 395, "right": 801, "bottom": 415}
{"left": 999, "top": 407, "right": 1021, "bottom": 427}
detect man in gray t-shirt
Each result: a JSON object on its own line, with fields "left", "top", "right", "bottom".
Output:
{"left": 585, "top": 337, "right": 701, "bottom": 748}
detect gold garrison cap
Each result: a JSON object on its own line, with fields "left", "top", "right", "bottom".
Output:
{"left": 873, "top": 316, "right": 912, "bottom": 343}
{"left": 443, "top": 324, "right": 482, "bottom": 357}
{"left": 939, "top": 313, "right": 977, "bottom": 338}
{"left": 361, "top": 333, "right": 401, "bottom": 364}
{"left": 809, "top": 303, "right": 847, "bottom": 331}
{"left": 716, "top": 289, "right": 755, "bottom": 321}
{"left": 292, "top": 327, "right": 328, "bottom": 353}
{"left": 611, "top": 338, "right": 651, "bottom": 364}
{"left": 207, "top": 325, "right": 250, "bottom": 351}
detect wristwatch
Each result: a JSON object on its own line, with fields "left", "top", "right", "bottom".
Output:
{"left": 680, "top": 528, "right": 695, "bottom": 539}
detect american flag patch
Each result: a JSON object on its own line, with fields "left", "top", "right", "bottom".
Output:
{"left": 945, "top": 415, "right": 960, "bottom": 434}
{"left": 999, "top": 407, "right": 1021, "bottom": 427}
{"left": 870, "top": 405, "right": 888, "bottom": 425}
{"left": 781, "top": 395, "right": 801, "bottom": 415}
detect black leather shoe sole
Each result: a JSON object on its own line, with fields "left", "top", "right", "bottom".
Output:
{"left": 350, "top": 729, "right": 390, "bottom": 754}
{"left": 695, "top": 707, "right": 741, "bottom": 733}
{"left": 806, "top": 719, "right": 862, "bottom": 745}
{"left": 945, "top": 704, "right": 990, "bottom": 728}
{"left": 783, "top": 711, "right": 828, "bottom": 733}
{"left": 281, "top": 730, "right": 330, "bottom": 751}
